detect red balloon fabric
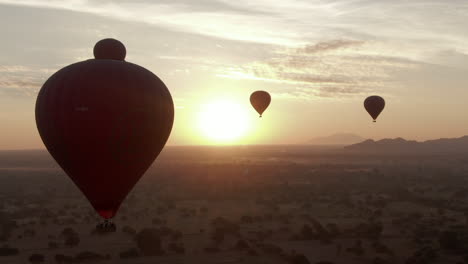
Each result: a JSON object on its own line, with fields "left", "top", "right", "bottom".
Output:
{"left": 35, "top": 41, "right": 174, "bottom": 219}
{"left": 250, "top": 91, "right": 271, "bottom": 117}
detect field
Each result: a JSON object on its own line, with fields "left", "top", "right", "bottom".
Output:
{"left": 1, "top": 146, "right": 468, "bottom": 264}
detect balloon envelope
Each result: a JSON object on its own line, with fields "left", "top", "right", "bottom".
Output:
{"left": 364, "top": 96, "right": 385, "bottom": 122}
{"left": 250, "top": 91, "right": 271, "bottom": 117}
{"left": 35, "top": 41, "right": 174, "bottom": 219}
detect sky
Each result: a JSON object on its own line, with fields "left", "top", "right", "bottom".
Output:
{"left": 1, "top": 0, "right": 468, "bottom": 149}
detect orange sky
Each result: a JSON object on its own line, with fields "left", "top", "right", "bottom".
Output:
{"left": 1, "top": 1, "right": 468, "bottom": 149}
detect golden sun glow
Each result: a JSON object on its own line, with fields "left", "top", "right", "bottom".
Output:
{"left": 197, "top": 99, "right": 252, "bottom": 144}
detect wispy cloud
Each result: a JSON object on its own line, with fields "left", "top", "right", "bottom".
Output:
{"left": 88, "top": 0, "right": 272, "bottom": 15}
{"left": 0, "top": 66, "right": 48, "bottom": 97}
{"left": 299, "top": 39, "right": 364, "bottom": 54}
{"left": 219, "top": 39, "right": 421, "bottom": 99}
{"left": 1, "top": 0, "right": 466, "bottom": 50}
{"left": 0, "top": 0, "right": 298, "bottom": 45}
{"left": 1, "top": 0, "right": 467, "bottom": 100}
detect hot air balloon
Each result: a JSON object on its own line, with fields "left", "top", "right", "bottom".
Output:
{"left": 35, "top": 39, "right": 174, "bottom": 231}
{"left": 250, "top": 91, "right": 271, "bottom": 117}
{"left": 364, "top": 96, "right": 385, "bottom": 122}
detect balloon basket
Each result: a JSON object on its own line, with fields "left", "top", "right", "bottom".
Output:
{"left": 95, "top": 219, "right": 117, "bottom": 233}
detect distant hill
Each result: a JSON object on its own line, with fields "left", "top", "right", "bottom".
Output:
{"left": 345, "top": 136, "right": 468, "bottom": 153}
{"left": 308, "top": 133, "right": 365, "bottom": 145}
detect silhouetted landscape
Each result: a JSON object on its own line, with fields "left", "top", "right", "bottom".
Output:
{"left": 346, "top": 136, "right": 468, "bottom": 153}
{"left": 1, "top": 139, "right": 468, "bottom": 264}
{"left": 308, "top": 133, "right": 365, "bottom": 146}
{"left": 2, "top": 0, "right": 467, "bottom": 263}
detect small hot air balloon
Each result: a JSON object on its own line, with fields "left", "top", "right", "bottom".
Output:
{"left": 364, "top": 96, "right": 385, "bottom": 122}
{"left": 250, "top": 91, "right": 271, "bottom": 117}
{"left": 35, "top": 39, "right": 174, "bottom": 231}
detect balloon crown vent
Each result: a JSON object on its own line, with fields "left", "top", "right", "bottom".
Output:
{"left": 93, "top": 38, "right": 126, "bottom": 61}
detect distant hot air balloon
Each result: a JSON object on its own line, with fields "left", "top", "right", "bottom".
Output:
{"left": 250, "top": 91, "right": 271, "bottom": 117}
{"left": 35, "top": 39, "right": 174, "bottom": 231}
{"left": 364, "top": 96, "right": 385, "bottom": 122}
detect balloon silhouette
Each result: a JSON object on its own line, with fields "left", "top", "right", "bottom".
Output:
{"left": 93, "top": 38, "right": 126, "bottom": 61}
{"left": 364, "top": 96, "right": 385, "bottom": 122}
{"left": 35, "top": 39, "right": 174, "bottom": 225}
{"left": 250, "top": 91, "right": 271, "bottom": 117}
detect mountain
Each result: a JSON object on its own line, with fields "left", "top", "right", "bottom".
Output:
{"left": 345, "top": 136, "right": 468, "bottom": 153}
{"left": 308, "top": 133, "right": 365, "bottom": 145}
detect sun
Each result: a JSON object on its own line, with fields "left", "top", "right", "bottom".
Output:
{"left": 197, "top": 99, "right": 252, "bottom": 144}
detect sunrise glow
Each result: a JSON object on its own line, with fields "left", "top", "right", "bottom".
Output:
{"left": 197, "top": 99, "right": 252, "bottom": 144}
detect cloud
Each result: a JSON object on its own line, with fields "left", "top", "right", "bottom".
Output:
{"left": 0, "top": 66, "right": 47, "bottom": 97}
{"left": 0, "top": 0, "right": 296, "bottom": 45}
{"left": 300, "top": 39, "right": 364, "bottom": 54}
{"left": 0, "top": 1, "right": 467, "bottom": 100}
{"left": 0, "top": 81, "right": 41, "bottom": 97}
{"left": 1, "top": 0, "right": 467, "bottom": 52}
{"left": 87, "top": 0, "right": 272, "bottom": 15}
{"left": 0, "top": 0, "right": 462, "bottom": 47}
{"left": 219, "top": 39, "right": 422, "bottom": 99}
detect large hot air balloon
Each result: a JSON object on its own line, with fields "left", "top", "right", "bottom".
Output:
{"left": 364, "top": 96, "right": 385, "bottom": 122}
{"left": 35, "top": 39, "right": 174, "bottom": 230}
{"left": 250, "top": 91, "right": 271, "bottom": 117}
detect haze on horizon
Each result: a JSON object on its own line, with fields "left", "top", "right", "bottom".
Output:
{"left": 1, "top": 0, "right": 468, "bottom": 149}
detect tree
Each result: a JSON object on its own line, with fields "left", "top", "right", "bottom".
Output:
{"left": 122, "top": 225, "right": 136, "bottom": 236}
{"left": 289, "top": 253, "right": 310, "bottom": 264}
{"left": 168, "top": 242, "right": 185, "bottom": 254}
{"left": 61, "top": 227, "right": 80, "bottom": 247}
{"left": 439, "top": 231, "right": 461, "bottom": 251}
{"left": 204, "top": 246, "right": 220, "bottom": 253}
{"left": 64, "top": 234, "right": 80, "bottom": 247}
{"left": 405, "top": 247, "right": 437, "bottom": 264}
{"left": 372, "top": 257, "right": 389, "bottom": 264}
{"left": 0, "top": 246, "right": 19, "bottom": 256}
{"left": 211, "top": 228, "right": 225, "bottom": 244}
{"left": 152, "top": 217, "right": 165, "bottom": 225}
{"left": 54, "top": 254, "right": 74, "bottom": 264}
{"left": 75, "top": 251, "right": 108, "bottom": 262}
{"left": 135, "top": 228, "right": 164, "bottom": 256}
{"left": 119, "top": 248, "right": 140, "bottom": 259}
{"left": 61, "top": 227, "right": 75, "bottom": 237}
{"left": 28, "top": 253, "right": 45, "bottom": 263}
{"left": 48, "top": 241, "right": 58, "bottom": 249}
{"left": 240, "top": 215, "right": 253, "bottom": 224}
{"left": 326, "top": 223, "right": 341, "bottom": 237}
{"left": 299, "top": 224, "right": 315, "bottom": 240}
{"left": 234, "top": 239, "right": 250, "bottom": 251}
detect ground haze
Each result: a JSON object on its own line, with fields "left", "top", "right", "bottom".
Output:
{"left": 1, "top": 144, "right": 468, "bottom": 264}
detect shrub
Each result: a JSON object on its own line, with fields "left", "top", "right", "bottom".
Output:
{"left": 0, "top": 246, "right": 19, "bottom": 256}
{"left": 119, "top": 248, "right": 140, "bottom": 259}
{"left": 28, "top": 253, "right": 45, "bottom": 263}
{"left": 135, "top": 228, "right": 164, "bottom": 256}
